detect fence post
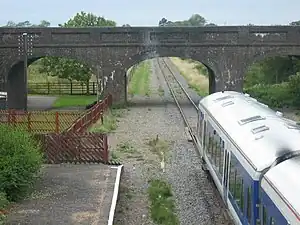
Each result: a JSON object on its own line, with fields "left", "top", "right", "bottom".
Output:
{"left": 103, "top": 134, "right": 109, "bottom": 163}
{"left": 70, "top": 81, "right": 73, "bottom": 95}
{"left": 7, "top": 109, "right": 11, "bottom": 123}
{"left": 12, "top": 110, "right": 16, "bottom": 127}
{"left": 47, "top": 82, "right": 50, "bottom": 95}
{"left": 86, "top": 80, "right": 90, "bottom": 95}
{"left": 27, "top": 112, "right": 31, "bottom": 132}
{"left": 55, "top": 112, "right": 59, "bottom": 133}
{"left": 92, "top": 82, "right": 95, "bottom": 95}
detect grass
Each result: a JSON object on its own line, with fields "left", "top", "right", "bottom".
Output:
{"left": 90, "top": 110, "right": 117, "bottom": 133}
{"left": 170, "top": 57, "right": 209, "bottom": 96}
{"left": 147, "top": 135, "right": 169, "bottom": 162}
{"left": 128, "top": 61, "right": 151, "bottom": 96}
{"left": 148, "top": 179, "right": 179, "bottom": 225}
{"left": 110, "top": 141, "right": 143, "bottom": 161}
{"left": 90, "top": 108, "right": 126, "bottom": 133}
{"left": 52, "top": 95, "right": 97, "bottom": 108}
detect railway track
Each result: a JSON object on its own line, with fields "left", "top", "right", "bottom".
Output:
{"left": 156, "top": 57, "right": 232, "bottom": 225}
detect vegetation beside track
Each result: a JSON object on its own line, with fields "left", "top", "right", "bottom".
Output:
{"left": 90, "top": 107, "right": 127, "bottom": 134}
{"left": 0, "top": 125, "right": 43, "bottom": 224}
{"left": 128, "top": 61, "right": 151, "bottom": 96}
{"left": 148, "top": 179, "right": 179, "bottom": 225}
{"left": 169, "top": 57, "right": 209, "bottom": 96}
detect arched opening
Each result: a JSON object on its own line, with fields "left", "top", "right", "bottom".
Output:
{"left": 7, "top": 56, "right": 98, "bottom": 110}
{"left": 124, "top": 54, "right": 215, "bottom": 105}
{"left": 244, "top": 54, "right": 300, "bottom": 119}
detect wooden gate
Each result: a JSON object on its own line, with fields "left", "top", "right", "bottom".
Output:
{"left": 37, "top": 132, "right": 108, "bottom": 164}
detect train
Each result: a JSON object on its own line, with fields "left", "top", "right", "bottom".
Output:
{"left": 194, "top": 91, "right": 300, "bottom": 225}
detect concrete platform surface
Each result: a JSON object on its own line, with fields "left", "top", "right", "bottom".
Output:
{"left": 6, "top": 164, "right": 122, "bottom": 225}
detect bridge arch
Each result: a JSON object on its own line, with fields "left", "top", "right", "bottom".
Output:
{"left": 6, "top": 54, "right": 97, "bottom": 110}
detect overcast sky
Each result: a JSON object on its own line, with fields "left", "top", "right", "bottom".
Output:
{"left": 0, "top": 0, "right": 299, "bottom": 26}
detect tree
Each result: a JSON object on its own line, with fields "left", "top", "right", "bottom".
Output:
{"left": 3, "top": 20, "right": 51, "bottom": 27}
{"left": 290, "top": 20, "right": 300, "bottom": 26}
{"left": 158, "top": 14, "right": 209, "bottom": 27}
{"left": 39, "top": 12, "right": 116, "bottom": 83}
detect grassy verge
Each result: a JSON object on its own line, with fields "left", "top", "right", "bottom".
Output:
{"left": 52, "top": 95, "right": 96, "bottom": 108}
{"left": 148, "top": 179, "right": 179, "bottom": 225}
{"left": 128, "top": 61, "right": 151, "bottom": 96}
{"left": 90, "top": 108, "right": 126, "bottom": 133}
{"left": 110, "top": 141, "right": 144, "bottom": 161}
{"left": 170, "top": 57, "right": 209, "bottom": 97}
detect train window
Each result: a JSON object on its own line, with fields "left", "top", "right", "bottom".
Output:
{"left": 203, "top": 121, "right": 207, "bottom": 148}
{"left": 219, "top": 140, "right": 224, "bottom": 175}
{"left": 229, "top": 157, "right": 237, "bottom": 195}
{"left": 270, "top": 217, "right": 276, "bottom": 225}
{"left": 198, "top": 111, "right": 204, "bottom": 139}
{"left": 234, "top": 173, "right": 244, "bottom": 212}
{"left": 207, "top": 135, "right": 212, "bottom": 159}
{"left": 247, "top": 186, "right": 252, "bottom": 223}
{"left": 240, "top": 179, "right": 244, "bottom": 212}
{"left": 262, "top": 206, "right": 267, "bottom": 225}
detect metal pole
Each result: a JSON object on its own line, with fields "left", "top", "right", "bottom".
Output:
{"left": 23, "top": 33, "right": 28, "bottom": 111}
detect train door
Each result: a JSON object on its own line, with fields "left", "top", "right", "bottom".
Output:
{"left": 222, "top": 148, "right": 230, "bottom": 204}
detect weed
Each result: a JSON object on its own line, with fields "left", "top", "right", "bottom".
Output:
{"left": 91, "top": 110, "right": 117, "bottom": 133}
{"left": 158, "top": 86, "right": 164, "bottom": 96}
{"left": 147, "top": 135, "right": 169, "bottom": 161}
{"left": 116, "top": 142, "right": 137, "bottom": 154}
{"left": 148, "top": 179, "right": 179, "bottom": 225}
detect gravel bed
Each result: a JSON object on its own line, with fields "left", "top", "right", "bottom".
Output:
{"left": 112, "top": 58, "right": 233, "bottom": 225}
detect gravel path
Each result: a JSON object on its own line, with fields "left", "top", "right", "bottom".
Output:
{"left": 112, "top": 58, "right": 232, "bottom": 225}
{"left": 27, "top": 95, "right": 57, "bottom": 110}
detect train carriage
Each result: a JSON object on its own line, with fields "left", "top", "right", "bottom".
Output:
{"left": 261, "top": 156, "right": 300, "bottom": 224}
{"left": 195, "top": 91, "right": 300, "bottom": 225}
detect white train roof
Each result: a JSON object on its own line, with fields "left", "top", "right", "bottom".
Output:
{"left": 199, "top": 91, "right": 300, "bottom": 172}
{"left": 262, "top": 156, "right": 300, "bottom": 222}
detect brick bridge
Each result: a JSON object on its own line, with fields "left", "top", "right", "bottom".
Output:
{"left": 1, "top": 26, "right": 300, "bottom": 109}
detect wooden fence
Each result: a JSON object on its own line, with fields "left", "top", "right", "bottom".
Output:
{"left": 0, "top": 110, "right": 82, "bottom": 134}
{"left": 66, "top": 94, "right": 112, "bottom": 133}
{"left": 0, "top": 94, "right": 113, "bottom": 164}
{"left": 38, "top": 94, "right": 112, "bottom": 164}
{"left": 36, "top": 132, "right": 109, "bottom": 164}
{"left": 27, "top": 81, "right": 98, "bottom": 95}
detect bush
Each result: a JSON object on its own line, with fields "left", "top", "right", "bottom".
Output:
{"left": 244, "top": 82, "right": 292, "bottom": 108}
{"left": 0, "top": 192, "right": 9, "bottom": 224}
{"left": 0, "top": 125, "right": 43, "bottom": 201}
{"left": 288, "top": 73, "right": 300, "bottom": 106}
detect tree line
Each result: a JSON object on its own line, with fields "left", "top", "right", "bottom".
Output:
{"left": 3, "top": 13, "right": 300, "bottom": 108}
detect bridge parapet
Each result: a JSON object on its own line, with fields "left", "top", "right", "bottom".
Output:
{"left": 1, "top": 26, "right": 300, "bottom": 48}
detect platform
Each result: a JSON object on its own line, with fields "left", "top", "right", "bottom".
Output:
{"left": 6, "top": 164, "right": 123, "bottom": 225}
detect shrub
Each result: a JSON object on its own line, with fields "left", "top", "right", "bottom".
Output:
{"left": 0, "top": 125, "right": 43, "bottom": 201}
{"left": 244, "top": 82, "right": 292, "bottom": 108}
{"left": 288, "top": 73, "right": 300, "bottom": 107}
